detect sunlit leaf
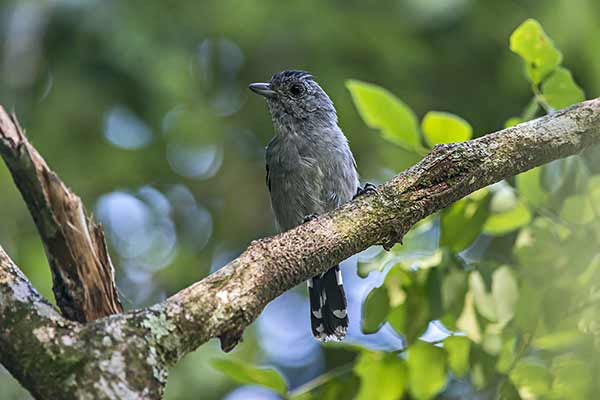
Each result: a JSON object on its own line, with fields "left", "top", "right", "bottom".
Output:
{"left": 483, "top": 200, "right": 531, "bottom": 235}
{"left": 408, "top": 341, "right": 447, "bottom": 400}
{"left": 418, "top": 250, "right": 445, "bottom": 269}
{"left": 509, "top": 357, "right": 551, "bottom": 396}
{"left": 469, "top": 271, "right": 497, "bottom": 321}
{"left": 516, "top": 167, "right": 547, "bottom": 208}
{"left": 346, "top": 80, "right": 424, "bottom": 153}
{"left": 456, "top": 292, "right": 481, "bottom": 343}
{"left": 504, "top": 117, "right": 523, "bottom": 128}
{"left": 421, "top": 111, "right": 473, "bottom": 147}
{"left": 560, "top": 195, "right": 595, "bottom": 225}
{"left": 533, "top": 330, "right": 582, "bottom": 350}
{"left": 354, "top": 351, "right": 407, "bottom": 400}
{"left": 361, "top": 285, "right": 390, "bottom": 334}
{"left": 550, "top": 354, "right": 593, "bottom": 400}
{"left": 577, "top": 306, "right": 600, "bottom": 336}
{"left": 489, "top": 185, "right": 518, "bottom": 213}
{"left": 469, "top": 266, "right": 518, "bottom": 324}
{"left": 542, "top": 67, "right": 585, "bottom": 109}
{"left": 587, "top": 176, "right": 600, "bottom": 205}
{"left": 492, "top": 266, "right": 519, "bottom": 324}
{"left": 210, "top": 358, "right": 287, "bottom": 395}
{"left": 444, "top": 336, "right": 471, "bottom": 377}
{"left": 481, "top": 323, "right": 504, "bottom": 355}
{"left": 577, "top": 254, "right": 600, "bottom": 287}
{"left": 509, "top": 18, "right": 562, "bottom": 83}
{"left": 514, "top": 218, "right": 568, "bottom": 275}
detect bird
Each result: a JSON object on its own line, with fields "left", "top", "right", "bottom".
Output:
{"left": 249, "top": 70, "right": 374, "bottom": 341}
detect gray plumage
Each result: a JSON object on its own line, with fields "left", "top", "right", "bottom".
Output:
{"left": 250, "top": 70, "right": 360, "bottom": 341}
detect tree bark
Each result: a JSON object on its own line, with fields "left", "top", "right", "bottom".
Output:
{"left": 0, "top": 108, "right": 122, "bottom": 322}
{"left": 0, "top": 98, "right": 599, "bottom": 399}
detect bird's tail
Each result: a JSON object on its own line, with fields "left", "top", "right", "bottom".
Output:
{"left": 308, "top": 265, "right": 348, "bottom": 341}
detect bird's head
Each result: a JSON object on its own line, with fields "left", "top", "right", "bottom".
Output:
{"left": 249, "top": 70, "right": 337, "bottom": 128}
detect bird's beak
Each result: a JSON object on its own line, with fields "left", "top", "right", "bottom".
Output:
{"left": 249, "top": 82, "right": 277, "bottom": 98}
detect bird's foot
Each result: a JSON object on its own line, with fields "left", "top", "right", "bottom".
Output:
{"left": 303, "top": 214, "right": 319, "bottom": 223}
{"left": 353, "top": 183, "right": 378, "bottom": 199}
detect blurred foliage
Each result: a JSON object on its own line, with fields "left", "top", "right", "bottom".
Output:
{"left": 1, "top": 1, "right": 600, "bottom": 400}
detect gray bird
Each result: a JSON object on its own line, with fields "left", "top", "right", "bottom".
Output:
{"left": 249, "top": 70, "right": 373, "bottom": 341}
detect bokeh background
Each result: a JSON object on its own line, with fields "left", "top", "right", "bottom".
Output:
{"left": 1, "top": 1, "right": 599, "bottom": 399}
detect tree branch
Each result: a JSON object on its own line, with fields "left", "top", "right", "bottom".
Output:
{"left": 0, "top": 98, "right": 598, "bottom": 399}
{"left": 0, "top": 246, "right": 167, "bottom": 399}
{"left": 149, "top": 98, "right": 600, "bottom": 354}
{"left": 0, "top": 107, "right": 122, "bottom": 322}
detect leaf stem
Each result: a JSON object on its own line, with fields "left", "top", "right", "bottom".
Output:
{"left": 287, "top": 362, "right": 354, "bottom": 399}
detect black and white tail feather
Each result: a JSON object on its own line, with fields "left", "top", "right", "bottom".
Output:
{"left": 308, "top": 265, "right": 348, "bottom": 341}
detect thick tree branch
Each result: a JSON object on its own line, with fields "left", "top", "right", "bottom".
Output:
{"left": 0, "top": 107, "right": 122, "bottom": 322}
{"left": 0, "top": 98, "right": 598, "bottom": 399}
{"left": 0, "top": 247, "right": 82, "bottom": 398}
{"left": 0, "top": 247, "right": 166, "bottom": 399}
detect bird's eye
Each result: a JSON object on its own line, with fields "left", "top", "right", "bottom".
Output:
{"left": 289, "top": 83, "right": 304, "bottom": 97}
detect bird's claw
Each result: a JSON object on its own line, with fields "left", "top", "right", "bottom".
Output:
{"left": 303, "top": 214, "right": 319, "bottom": 223}
{"left": 353, "top": 183, "right": 377, "bottom": 199}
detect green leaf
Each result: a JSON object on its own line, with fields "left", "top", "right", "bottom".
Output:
{"left": 497, "top": 380, "right": 522, "bottom": 400}
{"left": 513, "top": 218, "right": 568, "bottom": 274}
{"left": 387, "top": 304, "right": 406, "bottom": 335}
{"left": 440, "top": 190, "right": 490, "bottom": 252}
{"left": 444, "top": 336, "right": 471, "bottom": 377}
{"left": 492, "top": 266, "right": 519, "bottom": 324}
{"left": 469, "top": 266, "right": 518, "bottom": 324}
{"left": 489, "top": 185, "right": 518, "bottom": 213}
{"left": 513, "top": 282, "right": 543, "bottom": 332}
{"left": 496, "top": 337, "right": 517, "bottom": 373}
{"left": 532, "top": 330, "right": 582, "bottom": 350}
{"left": 290, "top": 369, "right": 359, "bottom": 400}
{"left": 509, "top": 19, "right": 562, "bottom": 83}
{"left": 210, "top": 358, "right": 287, "bottom": 395}
{"left": 550, "top": 354, "right": 593, "bottom": 400}
{"left": 361, "top": 285, "right": 390, "bottom": 334}
{"left": 382, "top": 267, "right": 431, "bottom": 343}
{"left": 469, "top": 271, "right": 497, "bottom": 321}
{"left": 509, "top": 357, "right": 551, "bottom": 396}
{"left": 354, "top": 351, "right": 408, "bottom": 400}
{"left": 483, "top": 199, "right": 531, "bottom": 235}
{"left": 587, "top": 175, "right": 600, "bottom": 205}
{"left": 421, "top": 111, "right": 473, "bottom": 147}
{"left": 408, "top": 341, "right": 447, "bottom": 400}
{"left": 542, "top": 67, "right": 585, "bottom": 109}
{"left": 440, "top": 268, "right": 468, "bottom": 330}
{"left": 346, "top": 80, "right": 423, "bottom": 153}
{"left": 441, "top": 269, "right": 468, "bottom": 312}
{"left": 560, "top": 195, "right": 595, "bottom": 225}
{"left": 456, "top": 292, "right": 482, "bottom": 343}
{"left": 504, "top": 117, "right": 523, "bottom": 128}
{"left": 516, "top": 167, "right": 548, "bottom": 208}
